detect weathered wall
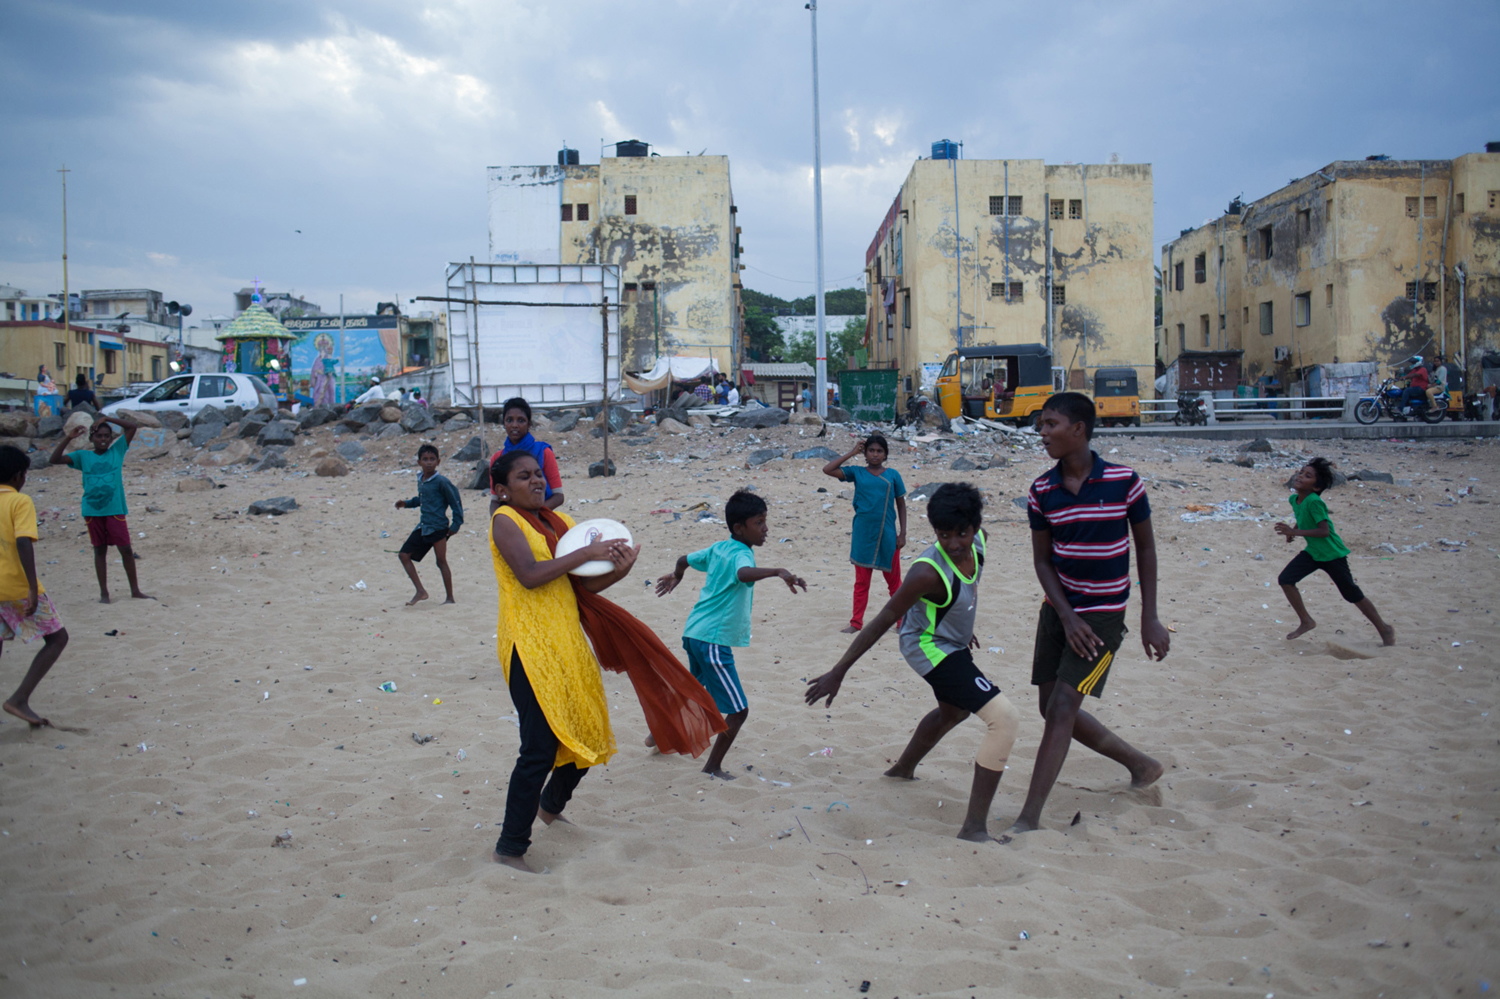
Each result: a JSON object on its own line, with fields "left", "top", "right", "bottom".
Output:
{"left": 487, "top": 166, "right": 563, "bottom": 265}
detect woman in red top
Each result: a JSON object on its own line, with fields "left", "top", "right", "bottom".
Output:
{"left": 489, "top": 397, "right": 564, "bottom": 515}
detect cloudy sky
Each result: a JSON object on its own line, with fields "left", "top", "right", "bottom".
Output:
{"left": 3, "top": 0, "right": 1496, "bottom": 322}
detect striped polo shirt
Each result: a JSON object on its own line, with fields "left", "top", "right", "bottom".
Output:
{"left": 1027, "top": 452, "right": 1150, "bottom": 614}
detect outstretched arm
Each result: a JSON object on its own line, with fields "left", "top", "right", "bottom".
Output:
{"left": 655, "top": 554, "right": 692, "bottom": 596}
{"left": 1131, "top": 517, "right": 1169, "bottom": 661}
{"left": 737, "top": 566, "right": 807, "bottom": 593}
{"left": 805, "top": 561, "right": 943, "bottom": 707}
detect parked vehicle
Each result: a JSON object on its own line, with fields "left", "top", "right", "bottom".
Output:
{"left": 101, "top": 372, "right": 278, "bottom": 420}
{"left": 1353, "top": 376, "right": 1447, "bottom": 425}
{"left": 934, "top": 344, "right": 1056, "bottom": 427}
{"left": 1093, "top": 367, "right": 1141, "bottom": 427}
{"left": 1173, "top": 393, "right": 1209, "bottom": 426}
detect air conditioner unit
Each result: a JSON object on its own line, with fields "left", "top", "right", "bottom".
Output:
{"left": 1273, "top": 346, "right": 1291, "bottom": 362}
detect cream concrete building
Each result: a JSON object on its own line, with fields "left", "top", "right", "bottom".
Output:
{"left": 487, "top": 142, "right": 743, "bottom": 374}
{"left": 1160, "top": 146, "right": 1500, "bottom": 391}
{"left": 863, "top": 150, "right": 1155, "bottom": 402}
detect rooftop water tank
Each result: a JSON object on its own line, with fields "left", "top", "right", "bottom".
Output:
{"left": 931, "top": 139, "right": 959, "bottom": 161}
{"left": 615, "top": 140, "right": 649, "bottom": 158}
{"left": 558, "top": 147, "right": 580, "bottom": 166}
{"left": 1486, "top": 141, "right": 1500, "bottom": 153}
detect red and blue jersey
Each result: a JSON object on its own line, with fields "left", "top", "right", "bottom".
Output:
{"left": 1027, "top": 453, "right": 1151, "bottom": 614}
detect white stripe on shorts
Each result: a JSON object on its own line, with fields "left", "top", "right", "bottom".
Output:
{"left": 709, "top": 644, "right": 746, "bottom": 713}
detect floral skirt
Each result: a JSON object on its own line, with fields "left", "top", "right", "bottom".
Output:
{"left": 0, "top": 593, "right": 65, "bottom": 643}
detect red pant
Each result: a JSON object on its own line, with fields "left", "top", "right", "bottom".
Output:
{"left": 851, "top": 552, "right": 902, "bottom": 629}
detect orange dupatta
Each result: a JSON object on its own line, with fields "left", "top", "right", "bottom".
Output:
{"left": 512, "top": 507, "right": 727, "bottom": 757}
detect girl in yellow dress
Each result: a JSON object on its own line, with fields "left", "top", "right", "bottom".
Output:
{"left": 489, "top": 449, "right": 638, "bottom": 873}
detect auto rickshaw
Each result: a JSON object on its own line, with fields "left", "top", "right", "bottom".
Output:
{"left": 1092, "top": 366, "right": 1141, "bottom": 427}
{"left": 934, "top": 344, "right": 1056, "bottom": 426}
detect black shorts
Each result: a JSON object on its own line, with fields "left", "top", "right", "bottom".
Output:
{"left": 922, "top": 649, "right": 1001, "bottom": 715}
{"left": 1031, "top": 602, "right": 1127, "bottom": 699}
{"left": 399, "top": 527, "right": 448, "bottom": 562}
{"left": 1278, "top": 551, "right": 1364, "bottom": 603}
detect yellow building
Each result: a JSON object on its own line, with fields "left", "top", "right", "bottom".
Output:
{"left": 0, "top": 321, "right": 168, "bottom": 398}
{"left": 863, "top": 149, "right": 1155, "bottom": 404}
{"left": 1160, "top": 147, "right": 1500, "bottom": 392}
{"left": 487, "top": 142, "right": 743, "bottom": 373}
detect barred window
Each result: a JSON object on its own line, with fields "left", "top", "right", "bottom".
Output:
{"left": 561, "top": 204, "right": 573, "bottom": 222}
{"left": 1068, "top": 199, "right": 1082, "bottom": 219}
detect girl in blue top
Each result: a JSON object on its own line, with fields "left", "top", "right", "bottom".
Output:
{"left": 488, "top": 397, "right": 564, "bottom": 516}
{"left": 824, "top": 433, "right": 907, "bottom": 633}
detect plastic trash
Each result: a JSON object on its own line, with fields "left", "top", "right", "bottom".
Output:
{"left": 379, "top": 681, "right": 398, "bottom": 693}
{"left": 352, "top": 580, "right": 367, "bottom": 591}
{"left": 1179, "top": 501, "right": 1266, "bottom": 524}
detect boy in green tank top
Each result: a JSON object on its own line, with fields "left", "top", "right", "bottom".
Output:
{"left": 1276, "top": 458, "right": 1395, "bottom": 645}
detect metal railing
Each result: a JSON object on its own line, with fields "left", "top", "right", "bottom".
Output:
{"left": 1142, "top": 395, "right": 1350, "bottom": 423}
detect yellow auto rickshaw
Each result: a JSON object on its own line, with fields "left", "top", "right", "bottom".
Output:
{"left": 1092, "top": 366, "right": 1141, "bottom": 427}
{"left": 934, "top": 344, "right": 1055, "bottom": 426}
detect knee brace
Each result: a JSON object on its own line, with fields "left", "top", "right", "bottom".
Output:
{"left": 974, "top": 694, "right": 1020, "bottom": 772}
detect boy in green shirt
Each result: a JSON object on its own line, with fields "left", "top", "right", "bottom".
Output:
{"left": 1275, "top": 457, "right": 1394, "bottom": 645}
{"left": 49, "top": 415, "right": 153, "bottom": 603}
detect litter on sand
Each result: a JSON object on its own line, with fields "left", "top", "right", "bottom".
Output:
{"left": 379, "top": 682, "right": 398, "bottom": 693}
{"left": 1179, "top": 500, "right": 1265, "bottom": 523}
{"left": 412, "top": 733, "right": 435, "bottom": 745}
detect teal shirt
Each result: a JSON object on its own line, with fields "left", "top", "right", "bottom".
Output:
{"left": 681, "top": 538, "right": 757, "bottom": 648}
{"left": 68, "top": 435, "right": 129, "bottom": 517}
{"left": 845, "top": 465, "right": 906, "bottom": 569}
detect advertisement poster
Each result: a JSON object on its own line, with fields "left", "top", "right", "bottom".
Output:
{"left": 284, "top": 315, "right": 400, "bottom": 405}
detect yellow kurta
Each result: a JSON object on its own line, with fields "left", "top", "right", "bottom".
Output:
{"left": 490, "top": 507, "right": 616, "bottom": 769}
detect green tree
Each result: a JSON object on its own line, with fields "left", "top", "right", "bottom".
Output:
{"left": 742, "top": 304, "right": 785, "bottom": 362}
{"left": 783, "top": 316, "right": 867, "bottom": 368}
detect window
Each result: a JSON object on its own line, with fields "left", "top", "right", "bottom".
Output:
{"left": 1489, "top": 191, "right": 1499, "bottom": 210}
{"left": 1405, "top": 197, "right": 1419, "bottom": 218}
{"left": 561, "top": 203, "right": 573, "bottom": 222}
{"left": 902, "top": 292, "right": 911, "bottom": 328}
{"left": 151, "top": 356, "right": 162, "bottom": 381}
{"left": 990, "top": 282, "right": 1003, "bottom": 298}
{"left": 990, "top": 281, "right": 1023, "bottom": 301}
{"left": 196, "top": 375, "right": 234, "bottom": 398}
{"left": 1219, "top": 313, "right": 1226, "bottom": 330}
{"left": 623, "top": 282, "right": 638, "bottom": 302}
{"left": 1455, "top": 193, "right": 1465, "bottom": 213}
{"left": 54, "top": 343, "right": 65, "bottom": 368}
{"left": 1326, "top": 198, "right": 1333, "bottom": 220}
{"left": 1243, "top": 305, "right": 1250, "bottom": 324}
{"left": 640, "top": 281, "right": 655, "bottom": 292}
{"left": 1294, "top": 292, "right": 1311, "bottom": 327}
{"left": 1405, "top": 281, "right": 1417, "bottom": 301}
{"left": 1007, "top": 196, "right": 1023, "bottom": 216}
{"left": 104, "top": 351, "right": 117, "bottom": 375}
{"left": 1050, "top": 200, "right": 1064, "bottom": 219}
{"left": 1200, "top": 314, "right": 1211, "bottom": 347}
{"left": 1297, "top": 208, "right": 1311, "bottom": 236}
{"left": 1051, "top": 285, "right": 1066, "bottom": 306}
{"left": 1259, "top": 301, "right": 1274, "bottom": 337}
{"left": 1424, "top": 281, "right": 1437, "bottom": 302}
{"left": 989, "top": 196, "right": 1004, "bottom": 216}
{"left": 624, "top": 194, "right": 637, "bottom": 215}
{"left": 1174, "top": 261, "right": 1184, "bottom": 291}
{"left": 577, "top": 203, "right": 589, "bottom": 221}
{"left": 1177, "top": 323, "right": 1186, "bottom": 351}
{"left": 1326, "top": 283, "right": 1334, "bottom": 307}
{"left": 1194, "top": 253, "right": 1206, "bottom": 284}
{"left": 1068, "top": 199, "right": 1082, "bottom": 219}
{"left": 92, "top": 300, "right": 108, "bottom": 315}
{"left": 1424, "top": 196, "right": 1437, "bottom": 218}
{"left": 1259, "top": 226, "right": 1273, "bottom": 260}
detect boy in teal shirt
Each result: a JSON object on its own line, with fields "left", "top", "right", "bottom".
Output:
{"left": 1275, "top": 457, "right": 1393, "bottom": 645}
{"left": 655, "top": 489, "right": 806, "bottom": 779}
{"left": 49, "top": 414, "right": 152, "bottom": 603}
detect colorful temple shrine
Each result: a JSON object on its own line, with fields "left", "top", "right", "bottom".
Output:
{"left": 216, "top": 293, "right": 294, "bottom": 400}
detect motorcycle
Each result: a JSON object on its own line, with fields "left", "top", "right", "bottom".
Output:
{"left": 1354, "top": 376, "right": 1447, "bottom": 425}
{"left": 1172, "top": 393, "right": 1209, "bottom": 426}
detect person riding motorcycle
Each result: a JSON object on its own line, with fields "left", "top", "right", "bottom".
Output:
{"left": 1426, "top": 353, "right": 1450, "bottom": 411}
{"left": 1397, "top": 356, "right": 1429, "bottom": 417}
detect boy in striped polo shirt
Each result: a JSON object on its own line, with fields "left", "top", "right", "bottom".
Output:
{"left": 1009, "top": 392, "right": 1169, "bottom": 834}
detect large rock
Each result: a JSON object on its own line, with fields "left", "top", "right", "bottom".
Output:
{"left": 64, "top": 411, "right": 95, "bottom": 437}
{"left": 379, "top": 404, "right": 403, "bottom": 423}
{"left": 340, "top": 404, "right": 385, "bottom": 430}
{"left": 28, "top": 451, "right": 51, "bottom": 470}
{"left": 247, "top": 496, "right": 297, "bottom": 516}
{"left": 1350, "top": 469, "right": 1393, "bottom": 484}
{"left": 257, "top": 422, "right": 297, "bottom": 447}
{"left": 297, "top": 407, "right": 333, "bottom": 430}
{"left": 793, "top": 447, "right": 841, "bottom": 461}
{"left": 451, "top": 437, "right": 483, "bottom": 463}
{"left": 175, "top": 428, "right": 192, "bottom": 440}
{"left": 788, "top": 411, "right": 823, "bottom": 428}
{"left": 36, "top": 414, "right": 65, "bottom": 438}
{"left": 441, "top": 414, "right": 473, "bottom": 433}
{"left": 950, "top": 456, "right": 981, "bottom": 471}
{"left": 688, "top": 414, "right": 715, "bottom": 429}
{"left": 1240, "top": 437, "right": 1274, "bottom": 453}
{"left": 250, "top": 451, "right": 286, "bottom": 473}
{"left": 194, "top": 439, "right": 253, "bottom": 467}
{"left": 116, "top": 409, "right": 161, "bottom": 429}
{"left": 335, "top": 440, "right": 367, "bottom": 461}
{"left": 595, "top": 407, "right": 632, "bottom": 434}
{"left": 156, "top": 411, "right": 188, "bottom": 431}
{"left": 238, "top": 419, "right": 269, "bottom": 439}
{"left": 588, "top": 459, "right": 617, "bottom": 478}
{"left": 729, "top": 407, "right": 790, "bottom": 429}
{"left": 67, "top": 401, "right": 97, "bottom": 416}
{"left": 466, "top": 461, "right": 491, "bottom": 491}
{"left": 315, "top": 456, "right": 350, "bottom": 477}
{"left": 0, "top": 412, "right": 35, "bottom": 437}
{"left": 399, "top": 407, "right": 438, "bottom": 434}
{"left": 191, "top": 406, "right": 225, "bottom": 427}
{"left": 658, "top": 417, "right": 693, "bottom": 435}
{"left": 825, "top": 406, "right": 851, "bottom": 424}
{"left": 220, "top": 404, "right": 247, "bottom": 424}
{"left": 176, "top": 477, "right": 215, "bottom": 493}
{"left": 376, "top": 423, "right": 406, "bottom": 440}
{"left": 550, "top": 413, "right": 581, "bottom": 433}
{"left": 747, "top": 448, "right": 785, "bottom": 467}
{"left": 189, "top": 423, "right": 223, "bottom": 447}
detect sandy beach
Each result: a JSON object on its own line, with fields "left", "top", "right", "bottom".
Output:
{"left": 0, "top": 414, "right": 1496, "bottom": 998}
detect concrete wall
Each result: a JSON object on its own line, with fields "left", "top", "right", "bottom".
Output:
{"left": 865, "top": 158, "right": 1154, "bottom": 402}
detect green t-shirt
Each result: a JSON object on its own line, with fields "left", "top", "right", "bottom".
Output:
{"left": 681, "top": 538, "right": 757, "bottom": 648}
{"left": 68, "top": 434, "right": 129, "bottom": 518}
{"left": 1290, "top": 492, "right": 1349, "bottom": 561}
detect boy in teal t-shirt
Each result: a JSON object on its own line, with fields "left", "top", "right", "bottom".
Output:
{"left": 655, "top": 489, "right": 806, "bottom": 779}
{"left": 1275, "top": 457, "right": 1393, "bottom": 645}
{"left": 49, "top": 415, "right": 153, "bottom": 603}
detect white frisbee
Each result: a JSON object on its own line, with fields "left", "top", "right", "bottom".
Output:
{"left": 556, "top": 518, "right": 634, "bottom": 576}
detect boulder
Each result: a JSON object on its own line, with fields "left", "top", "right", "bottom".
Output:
{"left": 466, "top": 461, "right": 491, "bottom": 491}
{"left": 335, "top": 440, "right": 367, "bottom": 461}
{"left": 376, "top": 423, "right": 406, "bottom": 440}
{"left": 550, "top": 412, "right": 581, "bottom": 433}
{"left": 688, "top": 414, "right": 715, "bottom": 428}
{"left": 441, "top": 414, "right": 473, "bottom": 433}
{"left": 825, "top": 405, "right": 851, "bottom": 424}
{"left": 658, "top": 417, "right": 693, "bottom": 435}
{"left": 257, "top": 422, "right": 297, "bottom": 447}
{"left": 315, "top": 456, "right": 350, "bottom": 477}
{"left": 220, "top": 422, "right": 241, "bottom": 438}
{"left": 1233, "top": 456, "right": 1256, "bottom": 468}
{"left": 1240, "top": 437, "right": 1274, "bottom": 453}
{"left": 156, "top": 411, "right": 188, "bottom": 431}
{"left": 175, "top": 428, "right": 192, "bottom": 440}
{"left": 729, "top": 407, "right": 790, "bottom": 429}
{"left": 379, "top": 405, "right": 403, "bottom": 423}
{"left": 248, "top": 406, "right": 276, "bottom": 423}
{"left": 250, "top": 451, "right": 288, "bottom": 472}
{"left": 248, "top": 496, "right": 297, "bottom": 516}
{"left": 950, "top": 456, "right": 981, "bottom": 471}
{"left": 788, "top": 411, "right": 823, "bottom": 427}
{"left": 189, "top": 423, "right": 223, "bottom": 448}
{"left": 530, "top": 414, "right": 553, "bottom": 433}
{"left": 36, "top": 414, "right": 65, "bottom": 437}
{"left": 747, "top": 448, "right": 785, "bottom": 467}
{"left": 595, "top": 407, "right": 631, "bottom": 433}
{"left": 340, "top": 404, "right": 385, "bottom": 429}
{"left": 297, "top": 406, "right": 333, "bottom": 430}
{"left": 116, "top": 409, "right": 161, "bottom": 428}
{"left": 194, "top": 439, "right": 253, "bottom": 467}
{"left": 28, "top": 451, "right": 50, "bottom": 470}
{"left": 451, "top": 437, "right": 483, "bottom": 463}
{"left": 220, "top": 405, "right": 247, "bottom": 424}
{"left": 0, "top": 411, "right": 35, "bottom": 437}
{"left": 1350, "top": 469, "right": 1392, "bottom": 484}
{"left": 238, "top": 419, "right": 269, "bottom": 439}
{"left": 191, "top": 406, "right": 225, "bottom": 427}
{"left": 68, "top": 401, "right": 97, "bottom": 416}
{"left": 793, "top": 447, "right": 841, "bottom": 461}
{"left": 64, "top": 411, "right": 95, "bottom": 437}
{"left": 588, "top": 459, "right": 617, "bottom": 478}
{"left": 399, "top": 407, "right": 438, "bottom": 434}
{"left": 176, "top": 477, "right": 215, "bottom": 493}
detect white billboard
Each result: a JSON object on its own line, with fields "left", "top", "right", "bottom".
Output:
{"left": 486, "top": 166, "right": 562, "bottom": 266}
{"left": 446, "top": 262, "right": 620, "bottom": 408}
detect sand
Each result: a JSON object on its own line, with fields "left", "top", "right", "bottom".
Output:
{"left": 0, "top": 416, "right": 1496, "bottom": 998}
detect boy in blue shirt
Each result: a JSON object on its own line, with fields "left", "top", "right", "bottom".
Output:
{"left": 655, "top": 489, "right": 807, "bottom": 779}
{"left": 394, "top": 444, "right": 464, "bottom": 606}
{"left": 49, "top": 414, "right": 151, "bottom": 603}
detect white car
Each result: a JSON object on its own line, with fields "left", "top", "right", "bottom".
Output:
{"left": 101, "top": 372, "right": 279, "bottom": 420}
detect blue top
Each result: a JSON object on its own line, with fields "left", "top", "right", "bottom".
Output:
{"left": 405, "top": 471, "right": 464, "bottom": 536}
{"left": 845, "top": 465, "right": 906, "bottom": 569}
{"left": 68, "top": 435, "right": 129, "bottom": 518}
{"left": 1027, "top": 452, "right": 1150, "bottom": 614}
{"left": 681, "top": 538, "right": 757, "bottom": 648}
{"left": 502, "top": 433, "right": 555, "bottom": 500}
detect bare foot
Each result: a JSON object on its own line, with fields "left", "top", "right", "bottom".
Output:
{"left": 703, "top": 768, "right": 737, "bottom": 780}
{"left": 443, "top": 597, "right": 456, "bottom": 605}
{"left": 957, "top": 824, "right": 1011, "bottom": 844}
{"left": 3, "top": 700, "right": 49, "bottom": 728}
{"left": 98, "top": 592, "right": 111, "bottom": 604}
{"left": 130, "top": 591, "right": 155, "bottom": 600}
{"left": 840, "top": 625, "right": 860, "bottom": 634}
{"left": 493, "top": 850, "right": 537, "bottom": 873}
{"left": 406, "top": 591, "right": 429, "bottom": 607}
{"left": 1129, "top": 755, "right": 1165, "bottom": 789}
{"left": 538, "top": 808, "right": 572, "bottom": 827}
{"left": 1285, "top": 619, "right": 1316, "bottom": 640}
{"left": 643, "top": 734, "right": 657, "bottom": 747}
{"left": 1377, "top": 623, "right": 1396, "bottom": 646}
{"left": 883, "top": 765, "right": 918, "bottom": 780}
{"left": 1005, "top": 817, "right": 1040, "bottom": 835}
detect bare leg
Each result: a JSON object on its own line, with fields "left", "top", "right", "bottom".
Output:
{"left": 1281, "top": 584, "right": 1316, "bottom": 639}
{"left": 117, "top": 545, "right": 153, "bottom": 600}
{"left": 957, "top": 763, "right": 1009, "bottom": 843}
{"left": 92, "top": 545, "right": 110, "bottom": 603}
{"left": 433, "top": 539, "right": 455, "bottom": 603}
{"left": 3, "top": 628, "right": 68, "bottom": 727}
{"left": 702, "top": 709, "right": 747, "bottom": 779}
{"left": 884, "top": 702, "right": 969, "bottom": 778}
{"left": 399, "top": 553, "right": 428, "bottom": 605}
{"left": 1356, "top": 597, "right": 1395, "bottom": 645}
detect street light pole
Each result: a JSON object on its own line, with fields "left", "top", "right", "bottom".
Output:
{"left": 808, "top": 0, "right": 828, "bottom": 418}
{"left": 59, "top": 164, "right": 70, "bottom": 381}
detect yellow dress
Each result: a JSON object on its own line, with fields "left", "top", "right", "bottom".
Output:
{"left": 490, "top": 507, "right": 616, "bottom": 769}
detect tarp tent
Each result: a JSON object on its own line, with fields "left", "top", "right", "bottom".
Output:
{"left": 1306, "top": 362, "right": 1378, "bottom": 398}
{"left": 623, "top": 356, "right": 720, "bottom": 394}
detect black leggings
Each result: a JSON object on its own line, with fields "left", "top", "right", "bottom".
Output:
{"left": 495, "top": 650, "right": 588, "bottom": 858}
{"left": 1279, "top": 551, "right": 1364, "bottom": 603}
